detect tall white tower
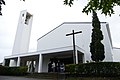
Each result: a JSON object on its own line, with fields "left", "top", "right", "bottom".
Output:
{"left": 12, "top": 10, "right": 33, "bottom": 55}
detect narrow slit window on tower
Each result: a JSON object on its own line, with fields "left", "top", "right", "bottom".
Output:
{"left": 22, "top": 14, "right": 24, "bottom": 17}
{"left": 25, "top": 12, "right": 32, "bottom": 25}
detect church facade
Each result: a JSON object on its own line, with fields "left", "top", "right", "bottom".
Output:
{"left": 3, "top": 10, "right": 115, "bottom": 73}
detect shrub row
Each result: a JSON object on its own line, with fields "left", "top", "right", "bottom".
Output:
{"left": 65, "top": 62, "right": 120, "bottom": 77}
{"left": 0, "top": 66, "right": 28, "bottom": 76}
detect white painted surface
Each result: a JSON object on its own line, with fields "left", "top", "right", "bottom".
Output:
{"left": 112, "top": 47, "right": 120, "bottom": 62}
{"left": 17, "top": 57, "right": 20, "bottom": 66}
{"left": 12, "top": 10, "right": 33, "bottom": 54}
{"left": 42, "top": 55, "right": 49, "bottom": 72}
{"left": 38, "top": 54, "right": 42, "bottom": 73}
{"left": 4, "top": 22, "right": 114, "bottom": 73}
{"left": 37, "top": 22, "right": 113, "bottom": 62}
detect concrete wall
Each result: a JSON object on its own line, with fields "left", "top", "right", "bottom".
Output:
{"left": 37, "top": 22, "right": 113, "bottom": 62}
{"left": 12, "top": 10, "right": 33, "bottom": 55}
{"left": 42, "top": 55, "right": 49, "bottom": 72}
{"left": 112, "top": 47, "right": 120, "bottom": 62}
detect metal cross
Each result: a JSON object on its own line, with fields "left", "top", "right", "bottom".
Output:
{"left": 66, "top": 30, "right": 82, "bottom": 64}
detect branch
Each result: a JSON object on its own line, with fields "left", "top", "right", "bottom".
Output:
{"left": 0, "top": 0, "right": 5, "bottom": 15}
{"left": 64, "top": 0, "right": 74, "bottom": 7}
{"left": 64, "top": 0, "right": 120, "bottom": 16}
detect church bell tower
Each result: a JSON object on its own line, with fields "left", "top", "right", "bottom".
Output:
{"left": 12, "top": 10, "right": 33, "bottom": 55}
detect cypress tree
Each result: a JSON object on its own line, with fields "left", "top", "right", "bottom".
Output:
{"left": 90, "top": 10, "right": 105, "bottom": 62}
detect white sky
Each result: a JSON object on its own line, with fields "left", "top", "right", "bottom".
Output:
{"left": 0, "top": 0, "right": 120, "bottom": 62}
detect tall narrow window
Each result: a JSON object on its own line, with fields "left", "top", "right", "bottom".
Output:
{"left": 25, "top": 12, "right": 32, "bottom": 25}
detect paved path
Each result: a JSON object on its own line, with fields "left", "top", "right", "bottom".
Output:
{"left": 0, "top": 76, "right": 53, "bottom": 80}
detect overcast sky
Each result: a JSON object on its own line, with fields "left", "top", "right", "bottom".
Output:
{"left": 0, "top": 0, "right": 120, "bottom": 62}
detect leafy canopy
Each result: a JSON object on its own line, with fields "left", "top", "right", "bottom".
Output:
{"left": 0, "top": 0, "right": 5, "bottom": 15}
{"left": 64, "top": 0, "right": 120, "bottom": 16}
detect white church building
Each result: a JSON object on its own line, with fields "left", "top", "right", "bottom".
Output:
{"left": 3, "top": 10, "right": 119, "bottom": 73}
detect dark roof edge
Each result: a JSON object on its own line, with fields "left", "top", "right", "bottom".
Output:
{"left": 113, "top": 47, "right": 120, "bottom": 49}
{"left": 37, "top": 22, "right": 107, "bottom": 41}
{"left": 63, "top": 22, "right": 107, "bottom": 24}
{"left": 37, "top": 23, "right": 64, "bottom": 41}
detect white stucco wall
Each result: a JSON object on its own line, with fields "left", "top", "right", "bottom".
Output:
{"left": 37, "top": 22, "right": 113, "bottom": 62}
{"left": 101, "top": 23, "right": 113, "bottom": 61}
{"left": 12, "top": 10, "right": 33, "bottom": 55}
{"left": 42, "top": 55, "right": 49, "bottom": 72}
{"left": 112, "top": 47, "right": 120, "bottom": 62}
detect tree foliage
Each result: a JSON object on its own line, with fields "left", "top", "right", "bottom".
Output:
{"left": 64, "top": 0, "right": 120, "bottom": 16}
{"left": 0, "top": 0, "right": 5, "bottom": 15}
{"left": 90, "top": 10, "right": 105, "bottom": 62}
{"left": 21, "top": 0, "right": 25, "bottom": 1}
{"left": 0, "top": 0, "right": 26, "bottom": 16}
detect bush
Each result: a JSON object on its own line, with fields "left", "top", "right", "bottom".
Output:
{"left": 0, "top": 65, "right": 8, "bottom": 75}
{"left": 0, "top": 65, "right": 28, "bottom": 76}
{"left": 65, "top": 64, "right": 76, "bottom": 74}
{"left": 65, "top": 62, "right": 120, "bottom": 77}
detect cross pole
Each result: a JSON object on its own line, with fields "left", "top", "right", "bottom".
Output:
{"left": 66, "top": 30, "right": 82, "bottom": 64}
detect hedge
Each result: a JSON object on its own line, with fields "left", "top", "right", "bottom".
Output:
{"left": 65, "top": 62, "right": 120, "bottom": 77}
{"left": 0, "top": 65, "right": 28, "bottom": 76}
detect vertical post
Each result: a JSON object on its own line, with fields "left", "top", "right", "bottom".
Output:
{"left": 66, "top": 30, "right": 82, "bottom": 64}
{"left": 75, "top": 49, "right": 78, "bottom": 64}
{"left": 38, "top": 54, "right": 42, "bottom": 73}
{"left": 17, "top": 57, "right": 20, "bottom": 66}
{"left": 72, "top": 30, "right": 76, "bottom": 64}
{"left": 2, "top": 59, "right": 5, "bottom": 66}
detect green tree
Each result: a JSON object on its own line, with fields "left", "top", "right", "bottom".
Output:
{"left": 0, "top": 0, "right": 5, "bottom": 15}
{"left": 64, "top": 0, "right": 106, "bottom": 62}
{"left": 1, "top": 0, "right": 120, "bottom": 16}
{"left": 64, "top": 0, "right": 120, "bottom": 16}
{"left": 90, "top": 10, "right": 105, "bottom": 62}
